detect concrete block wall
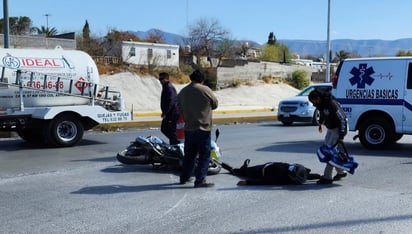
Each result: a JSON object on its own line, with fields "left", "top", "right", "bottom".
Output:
{"left": 0, "top": 34, "right": 76, "bottom": 49}
{"left": 217, "top": 61, "right": 318, "bottom": 87}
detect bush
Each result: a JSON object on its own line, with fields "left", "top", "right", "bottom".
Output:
{"left": 291, "top": 70, "right": 310, "bottom": 89}
{"left": 262, "top": 75, "right": 273, "bottom": 83}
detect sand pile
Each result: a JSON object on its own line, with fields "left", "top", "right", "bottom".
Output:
{"left": 99, "top": 72, "right": 299, "bottom": 113}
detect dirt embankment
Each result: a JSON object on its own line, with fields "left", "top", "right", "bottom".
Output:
{"left": 99, "top": 72, "right": 299, "bottom": 113}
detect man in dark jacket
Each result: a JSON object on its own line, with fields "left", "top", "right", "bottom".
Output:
{"left": 221, "top": 159, "right": 321, "bottom": 185}
{"left": 309, "top": 89, "right": 348, "bottom": 184}
{"left": 159, "top": 72, "right": 179, "bottom": 145}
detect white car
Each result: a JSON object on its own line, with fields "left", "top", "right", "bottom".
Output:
{"left": 277, "top": 83, "right": 332, "bottom": 126}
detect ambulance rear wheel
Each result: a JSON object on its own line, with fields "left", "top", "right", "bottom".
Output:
{"left": 46, "top": 114, "right": 84, "bottom": 147}
{"left": 358, "top": 118, "right": 393, "bottom": 150}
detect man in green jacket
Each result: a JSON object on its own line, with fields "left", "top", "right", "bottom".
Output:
{"left": 178, "top": 70, "right": 218, "bottom": 188}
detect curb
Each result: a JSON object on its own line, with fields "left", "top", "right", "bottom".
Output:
{"left": 132, "top": 108, "right": 275, "bottom": 118}
{"left": 103, "top": 109, "right": 277, "bottom": 129}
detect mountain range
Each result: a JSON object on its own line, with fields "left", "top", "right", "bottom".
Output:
{"left": 131, "top": 29, "right": 412, "bottom": 57}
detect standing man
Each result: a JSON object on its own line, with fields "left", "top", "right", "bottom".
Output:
{"left": 178, "top": 70, "right": 218, "bottom": 188}
{"left": 159, "top": 72, "right": 179, "bottom": 145}
{"left": 308, "top": 89, "right": 348, "bottom": 185}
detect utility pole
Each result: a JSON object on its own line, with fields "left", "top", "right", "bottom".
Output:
{"left": 326, "top": 0, "right": 331, "bottom": 82}
{"left": 44, "top": 13, "right": 51, "bottom": 48}
{"left": 3, "top": 0, "right": 9, "bottom": 48}
{"left": 44, "top": 13, "right": 51, "bottom": 31}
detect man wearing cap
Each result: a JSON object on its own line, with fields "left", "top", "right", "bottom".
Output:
{"left": 159, "top": 72, "right": 179, "bottom": 145}
{"left": 177, "top": 70, "right": 219, "bottom": 188}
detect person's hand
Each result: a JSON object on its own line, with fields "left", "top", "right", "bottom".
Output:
{"left": 237, "top": 180, "right": 247, "bottom": 186}
{"left": 318, "top": 125, "right": 323, "bottom": 133}
{"left": 338, "top": 138, "right": 344, "bottom": 143}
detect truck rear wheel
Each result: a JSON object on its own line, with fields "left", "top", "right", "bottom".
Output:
{"left": 45, "top": 114, "right": 84, "bottom": 147}
{"left": 358, "top": 118, "right": 393, "bottom": 150}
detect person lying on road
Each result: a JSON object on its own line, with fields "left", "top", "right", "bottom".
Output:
{"left": 222, "top": 159, "right": 321, "bottom": 185}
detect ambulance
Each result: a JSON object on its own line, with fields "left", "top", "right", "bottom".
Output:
{"left": 332, "top": 57, "right": 412, "bottom": 149}
{"left": 0, "top": 47, "right": 132, "bottom": 147}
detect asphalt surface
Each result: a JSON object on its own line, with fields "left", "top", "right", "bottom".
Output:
{"left": 0, "top": 109, "right": 277, "bottom": 139}
{"left": 3, "top": 123, "right": 412, "bottom": 233}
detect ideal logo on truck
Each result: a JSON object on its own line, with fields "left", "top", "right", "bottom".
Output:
{"left": 2, "top": 53, "right": 88, "bottom": 92}
{"left": 2, "top": 53, "right": 74, "bottom": 70}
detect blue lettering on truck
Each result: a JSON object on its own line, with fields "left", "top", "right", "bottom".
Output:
{"left": 337, "top": 62, "right": 406, "bottom": 109}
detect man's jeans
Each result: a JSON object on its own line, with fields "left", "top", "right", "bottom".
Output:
{"left": 180, "top": 130, "right": 211, "bottom": 183}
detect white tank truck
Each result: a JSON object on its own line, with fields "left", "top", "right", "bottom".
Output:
{"left": 0, "top": 46, "right": 132, "bottom": 147}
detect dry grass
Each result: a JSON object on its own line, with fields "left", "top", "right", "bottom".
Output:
{"left": 97, "top": 63, "right": 190, "bottom": 84}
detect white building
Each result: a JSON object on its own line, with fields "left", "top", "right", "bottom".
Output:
{"left": 121, "top": 41, "right": 179, "bottom": 68}
{"left": 291, "top": 58, "right": 337, "bottom": 71}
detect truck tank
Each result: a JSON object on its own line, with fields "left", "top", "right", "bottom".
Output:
{"left": 0, "top": 47, "right": 99, "bottom": 109}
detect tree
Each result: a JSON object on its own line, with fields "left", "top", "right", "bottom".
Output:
{"left": 0, "top": 16, "right": 34, "bottom": 34}
{"left": 145, "top": 29, "right": 165, "bottom": 43}
{"left": 34, "top": 26, "right": 58, "bottom": 37}
{"left": 103, "top": 30, "right": 141, "bottom": 56}
{"left": 215, "top": 37, "right": 237, "bottom": 65}
{"left": 396, "top": 50, "right": 412, "bottom": 56}
{"left": 77, "top": 20, "right": 101, "bottom": 55}
{"left": 185, "top": 18, "right": 232, "bottom": 67}
{"left": 83, "top": 20, "right": 90, "bottom": 42}
{"left": 268, "top": 32, "right": 276, "bottom": 45}
{"left": 259, "top": 41, "right": 291, "bottom": 63}
{"left": 335, "top": 50, "right": 350, "bottom": 62}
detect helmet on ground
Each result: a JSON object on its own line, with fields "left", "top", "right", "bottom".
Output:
{"left": 287, "top": 164, "right": 307, "bottom": 184}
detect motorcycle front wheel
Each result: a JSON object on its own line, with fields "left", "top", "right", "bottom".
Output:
{"left": 116, "top": 145, "right": 151, "bottom": 164}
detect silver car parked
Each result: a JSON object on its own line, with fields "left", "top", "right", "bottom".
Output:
{"left": 277, "top": 83, "right": 332, "bottom": 126}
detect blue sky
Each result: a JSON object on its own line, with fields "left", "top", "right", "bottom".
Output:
{"left": 3, "top": 0, "right": 412, "bottom": 44}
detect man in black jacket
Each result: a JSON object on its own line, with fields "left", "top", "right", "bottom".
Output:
{"left": 222, "top": 159, "right": 321, "bottom": 185}
{"left": 309, "top": 89, "right": 348, "bottom": 184}
{"left": 159, "top": 72, "right": 179, "bottom": 145}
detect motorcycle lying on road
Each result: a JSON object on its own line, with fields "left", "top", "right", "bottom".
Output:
{"left": 116, "top": 129, "right": 222, "bottom": 175}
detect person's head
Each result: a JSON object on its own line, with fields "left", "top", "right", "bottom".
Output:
{"left": 308, "top": 89, "right": 322, "bottom": 106}
{"left": 158, "top": 72, "right": 169, "bottom": 84}
{"left": 287, "top": 164, "right": 307, "bottom": 184}
{"left": 189, "top": 70, "right": 205, "bottom": 83}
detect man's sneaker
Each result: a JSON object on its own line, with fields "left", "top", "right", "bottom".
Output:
{"left": 194, "top": 180, "right": 215, "bottom": 188}
{"left": 179, "top": 177, "right": 193, "bottom": 185}
{"left": 316, "top": 177, "right": 333, "bottom": 185}
{"left": 333, "top": 172, "right": 347, "bottom": 181}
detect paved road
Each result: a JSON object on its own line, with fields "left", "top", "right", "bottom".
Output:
{"left": 2, "top": 122, "right": 412, "bottom": 233}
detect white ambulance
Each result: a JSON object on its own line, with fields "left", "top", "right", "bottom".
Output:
{"left": 332, "top": 57, "right": 412, "bottom": 149}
